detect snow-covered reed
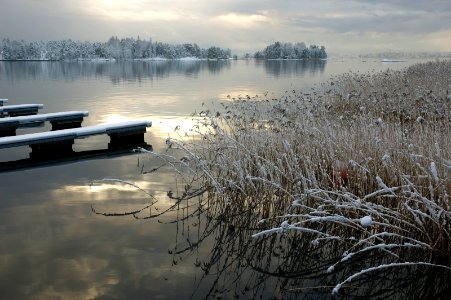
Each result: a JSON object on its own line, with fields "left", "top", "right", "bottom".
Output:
{"left": 151, "top": 60, "right": 451, "bottom": 296}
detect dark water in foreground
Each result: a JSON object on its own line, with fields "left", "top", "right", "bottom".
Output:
{"left": 0, "top": 59, "right": 447, "bottom": 299}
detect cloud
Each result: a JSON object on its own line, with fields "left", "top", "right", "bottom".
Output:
{"left": 424, "top": 29, "right": 451, "bottom": 50}
{"left": 277, "top": 1, "right": 451, "bottom": 35}
{"left": 83, "top": 0, "right": 182, "bottom": 21}
{"left": 214, "top": 13, "right": 271, "bottom": 28}
{"left": 354, "top": 0, "right": 451, "bottom": 12}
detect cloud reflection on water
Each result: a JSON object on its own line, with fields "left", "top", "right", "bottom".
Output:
{"left": 0, "top": 149, "right": 203, "bottom": 299}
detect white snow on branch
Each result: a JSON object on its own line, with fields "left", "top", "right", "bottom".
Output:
{"left": 430, "top": 162, "right": 439, "bottom": 183}
{"left": 332, "top": 262, "right": 451, "bottom": 295}
{"left": 360, "top": 215, "right": 373, "bottom": 227}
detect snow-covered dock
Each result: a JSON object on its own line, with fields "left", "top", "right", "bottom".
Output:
{"left": 0, "top": 120, "right": 152, "bottom": 157}
{"left": 0, "top": 98, "right": 153, "bottom": 162}
{"left": 0, "top": 111, "right": 89, "bottom": 136}
{"left": 0, "top": 104, "right": 44, "bottom": 117}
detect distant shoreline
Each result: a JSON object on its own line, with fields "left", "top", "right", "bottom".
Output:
{"left": 0, "top": 57, "right": 230, "bottom": 62}
{"left": 0, "top": 57, "right": 329, "bottom": 62}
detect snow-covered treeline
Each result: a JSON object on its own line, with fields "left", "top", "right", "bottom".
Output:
{"left": 0, "top": 37, "right": 232, "bottom": 61}
{"left": 254, "top": 41, "right": 327, "bottom": 59}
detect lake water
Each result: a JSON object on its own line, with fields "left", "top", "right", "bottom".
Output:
{"left": 0, "top": 59, "right": 441, "bottom": 299}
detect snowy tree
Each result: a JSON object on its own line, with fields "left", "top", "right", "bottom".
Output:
{"left": 93, "top": 42, "right": 108, "bottom": 58}
{"left": 155, "top": 42, "right": 175, "bottom": 58}
{"left": 293, "top": 42, "right": 307, "bottom": 58}
{"left": 183, "top": 43, "right": 201, "bottom": 57}
{"left": 319, "top": 46, "right": 327, "bottom": 59}
{"left": 106, "top": 36, "right": 122, "bottom": 59}
{"left": 1, "top": 39, "right": 25, "bottom": 60}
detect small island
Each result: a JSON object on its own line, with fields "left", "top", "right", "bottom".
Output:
{"left": 253, "top": 41, "right": 327, "bottom": 59}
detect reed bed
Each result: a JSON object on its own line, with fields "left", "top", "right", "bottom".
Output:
{"left": 141, "top": 60, "right": 451, "bottom": 296}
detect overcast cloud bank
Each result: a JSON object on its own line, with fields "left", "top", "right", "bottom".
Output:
{"left": 0, "top": 0, "right": 450, "bottom": 54}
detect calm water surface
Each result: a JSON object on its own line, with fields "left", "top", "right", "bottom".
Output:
{"left": 0, "top": 59, "right": 438, "bottom": 299}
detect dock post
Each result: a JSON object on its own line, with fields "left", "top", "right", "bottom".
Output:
{"left": 50, "top": 119, "right": 84, "bottom": 130}
{"left": 0, "top": 123, "right": 18, "bottom": 137}
{"left": 29, "top": 140, "right": 75, "bottom": 158}
{"left": 108, "top": 129, "right": 146, "bottom": 150}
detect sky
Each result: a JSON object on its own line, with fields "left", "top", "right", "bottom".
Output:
{"left": 0, "top": 0, "right": 450, "bottom": 55}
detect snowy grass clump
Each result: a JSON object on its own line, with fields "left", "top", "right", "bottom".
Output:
{"left": 147, "top": 60, "right": 451, "bottom": 296}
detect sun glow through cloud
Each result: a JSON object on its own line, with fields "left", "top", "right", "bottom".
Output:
{"left": 215, "top": 13, "right": 270, "bottom": 28}
{"left": 86, "top": 0, "right": 180, "bottom": 21}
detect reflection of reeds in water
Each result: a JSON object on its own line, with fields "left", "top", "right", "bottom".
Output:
{"left": 96, "top": 60, "right": 451, "bottom": 298}
{"left": 133, "top": 188, "right": 451, "bottom": 299}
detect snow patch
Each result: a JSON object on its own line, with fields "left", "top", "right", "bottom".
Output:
{"left": 375, "top": 117, "right": 384, "bottom": 126}
{"left": 382, "top": 154, "right": 390, "bottom": 166}
{"left": 360, "top": 215, "right": 373, "bottom": 227}
{"left": 430, "top": 162, "right": 439, "bottom": 182}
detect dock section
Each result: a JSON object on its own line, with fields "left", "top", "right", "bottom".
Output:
{"left": 0, "top": 120, "right": 152, "bottom": 158}
{"left": 0, "top": 99, "right": 153, "bottom": 167}
{"left": 0, "top": 104, "right": 44, "bottom": 117}
{"left": 0, "top": 111, "right": 89, "bottom": 137}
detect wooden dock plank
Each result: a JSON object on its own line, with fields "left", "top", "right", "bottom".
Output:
{"left": 0, "top": 111, "right": 89, "bottom": 136}
{"left": 0, "top": 104, "right": 44, "bottom": 117}
{"left": 0, "top": 111, "right": 88, "bottom": 124}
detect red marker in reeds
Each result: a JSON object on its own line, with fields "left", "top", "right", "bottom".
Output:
{"left": 331, "top": 160, "right": 348, "bottom": 187}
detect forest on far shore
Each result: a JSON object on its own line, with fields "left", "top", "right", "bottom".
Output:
{"left": 0, "top": 37, "right": 327, "bottom": 61}
{"left": 0, "top": 36, "right": 232, "bottom": 61}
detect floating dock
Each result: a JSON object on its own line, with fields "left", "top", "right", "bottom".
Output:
{"left": 0, "top": 111, "right": 89, "bottom": 137}
{"left": 0, "top": 99, "right": 152, "bottom": 163}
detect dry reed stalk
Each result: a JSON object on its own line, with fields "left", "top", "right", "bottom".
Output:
{"left": 152, "top": 60, "right": 451, "bottom": 295}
